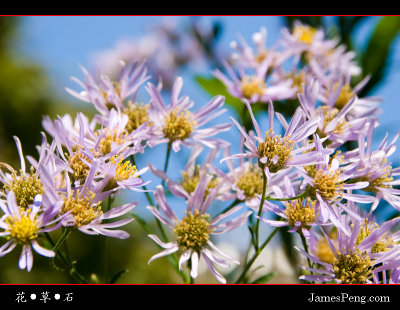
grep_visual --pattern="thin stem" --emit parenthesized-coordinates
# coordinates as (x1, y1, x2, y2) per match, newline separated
(103, 196, 114, 283)
(50, 228, 72, 272)
(255, 168, 268, 251)
(49, 228, 88, 284)
(235, 227, 279, 284)
(265, 191, 308, 202)
(300, 233, 315, 284)
(162, 142, 172, 187)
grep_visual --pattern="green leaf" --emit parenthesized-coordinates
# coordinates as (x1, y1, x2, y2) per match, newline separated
(250, 272, 276, 284)
(195, 75, 244, 113)
(109, 269, 129, 284)
(358, 16, 400, 96)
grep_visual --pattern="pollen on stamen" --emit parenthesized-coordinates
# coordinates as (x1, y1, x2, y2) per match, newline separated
(173, 210, 214, 252)
(333, 250, 372, 284)
(124, 101, 152, 133)
(162, 108, 194, 142)
(4, 166, 45, 209)
(180, 165, 220, 197)
(68, 150, 91, 184)
(5, 208, 39, 244)
(257, 129, 295, 173)
(240, 76, 266, 99)
(309, 168, 344, 201)
(356, 218, 394, 253)
(98, 128, 127, 155)
(284, 197, 316, 230)
(236, 164, 264, 198)
(62, 190, 102, 228)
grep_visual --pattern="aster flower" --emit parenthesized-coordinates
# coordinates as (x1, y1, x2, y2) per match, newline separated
(298, 78, 369, 149)
(65, 60, 150, 115)
(298, 136, 375, 233)
(147, 183, 251, 284)
(257, 176, 326, 238)
(342, 118, 400, 212)
(296, 214, 400, 284)
(221, 99, 327, 181)
(213, 56, 297, 104)
(0, 191, 63, 271)
(145, 76, 232, 152)
(221, 135, 295, 209)
(149, 144, 229, 201)
(0, 136, 45, 209)
(44, 159, 136, 239)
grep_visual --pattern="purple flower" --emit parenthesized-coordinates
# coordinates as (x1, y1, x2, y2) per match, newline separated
(296, 213, 400, 283)
(213, 58, 296, 104)
(145, 76, 232, 152)
(147, 182, 251, 284)
(257, 176, 326, 238)
(65, 60, 150, 115)
(298, 78, 369, 149)
(222, 99, 327, 180)
(0, 191, 62, 271)
(149, 144, 230, 201)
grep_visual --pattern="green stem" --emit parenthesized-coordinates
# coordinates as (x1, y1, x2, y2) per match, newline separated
(161, 142, 172, 188)
(236, 227, 279, 284)
(265, 191, 308, 202)
(103, 196, 114, 283)
(50, 229, 72, 272)
(49, 228, 88, 284)
(300, 233, 314, 284)
(255, 168, 268, 251)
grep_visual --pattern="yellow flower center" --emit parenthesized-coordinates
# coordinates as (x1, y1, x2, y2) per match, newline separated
(4, 166, 45, 209)
(333, 83, 355, 110)
(98, 128, 127, 156)
(124, 102, 152, 133)
(257, 129, 295, 173)
(180, 165, 220, 197)
(315, 238, 335, 265)
(62, 190, 103, 227)
(310, 168, 344, 200)
(236, 164, 264, 198)
(174, 210, 214, 252)
(5, 208, 39, 244)
(162, 108, 194, 142)
(356, 219, 394, 253)
(315, 106, 348, 139)
(68, 151, 91, 184)
(333, 251, 372, 284)
(284, 198, 316, 229)
(293, 25, 317, 45)
(240, 76, 265, 99)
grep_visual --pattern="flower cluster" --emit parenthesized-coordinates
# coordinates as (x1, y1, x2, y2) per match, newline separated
(1, 19, 399, 285)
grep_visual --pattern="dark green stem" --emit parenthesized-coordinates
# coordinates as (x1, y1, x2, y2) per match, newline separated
(236, 227, 279, 284)
(265, 191, 308, 202)
(300, 233, 314, 284)
(49, 228, 88, 284)
(162, 142, 172, 188)
(255, 168, 268, 251)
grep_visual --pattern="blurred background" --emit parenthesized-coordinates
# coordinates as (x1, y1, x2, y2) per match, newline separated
(0, 16, 399, 284)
